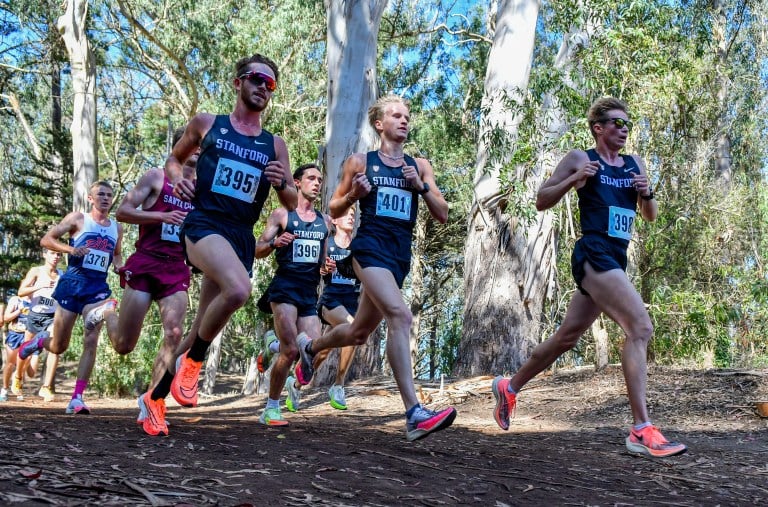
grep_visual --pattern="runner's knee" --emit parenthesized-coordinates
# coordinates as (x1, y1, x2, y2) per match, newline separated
(220, 283, 251, 309)
(626, 320, 653, 344)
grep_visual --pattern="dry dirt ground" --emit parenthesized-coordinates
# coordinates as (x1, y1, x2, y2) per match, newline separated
(1, 365, 767, 506)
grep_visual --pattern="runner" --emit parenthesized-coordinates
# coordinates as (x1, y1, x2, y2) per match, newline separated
(293, 95, 457, 441)
(254, 163, 330, 426)
(93, 128, 197, 435)
(314, 205, 360, 410)
(19, 180, 123, 415)
(256, 205, 361, 411)
(136, 53, 296, 435)
(1, 293, 30, 401)
(16, 249, 63, 401)
(491, 97, 687, 458)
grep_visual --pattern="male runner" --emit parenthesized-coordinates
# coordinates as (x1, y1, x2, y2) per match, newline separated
(1, 293, 30, 401)
(138, 53, 296, 435)
(93, 128, 197, 435)
(255, 163, 330, 426)
(491, 97, 687, 458)
(257, 205, 361, 411)
(16, 249, 62, 401)
(19, 181, 123, 415)
(315, 205, 361, 410)
(293, 95, 457, 442)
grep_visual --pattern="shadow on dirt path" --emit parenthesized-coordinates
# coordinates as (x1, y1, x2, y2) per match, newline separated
(1, 366, 766, 505)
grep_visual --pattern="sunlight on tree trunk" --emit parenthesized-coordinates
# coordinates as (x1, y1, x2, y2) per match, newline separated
(57, 0, 97, 212)
(201, 330, 224, 395)
(322, 0, 385, 204)
(457, 0, 543, 376)
(313, 0, 388, 384)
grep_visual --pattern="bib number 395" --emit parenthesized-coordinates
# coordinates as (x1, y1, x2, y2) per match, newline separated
(212, 157, 262, 203)
(607, 206, 635, 240)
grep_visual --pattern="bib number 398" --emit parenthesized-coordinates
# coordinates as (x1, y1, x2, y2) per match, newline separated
(607, 206, 635, 240)
(212, 157, 262, 203)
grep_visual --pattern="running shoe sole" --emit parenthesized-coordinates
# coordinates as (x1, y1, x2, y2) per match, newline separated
(626, 436, 687, 458)
(406, 407, 457, 442)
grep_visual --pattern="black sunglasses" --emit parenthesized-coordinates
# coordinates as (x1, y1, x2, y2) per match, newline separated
(599, 117, 633, 131)
(238, 71, 276, 92)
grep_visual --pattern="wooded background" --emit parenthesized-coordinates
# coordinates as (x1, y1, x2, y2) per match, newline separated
(1, 0, 766, 395)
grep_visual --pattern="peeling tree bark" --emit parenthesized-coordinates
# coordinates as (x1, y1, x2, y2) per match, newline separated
(456, 0, 546, 376)
(312, 0, 388, 384)
(57, 0, 97, 212)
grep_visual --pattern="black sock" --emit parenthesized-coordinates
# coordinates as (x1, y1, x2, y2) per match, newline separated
(187, 334, 210, 362)
(151, 371, 174, 401)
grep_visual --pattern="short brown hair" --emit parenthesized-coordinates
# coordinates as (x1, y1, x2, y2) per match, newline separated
(235, 54, 279, 82)
(588, 97, 628, 127)
(368, 94, 410, 130)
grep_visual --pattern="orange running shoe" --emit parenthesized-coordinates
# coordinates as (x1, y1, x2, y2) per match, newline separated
(170, 352, 202, 407)
(491, 376, 517, 431)
(138, 392, 168, 437)
(626, 425, 687, 458)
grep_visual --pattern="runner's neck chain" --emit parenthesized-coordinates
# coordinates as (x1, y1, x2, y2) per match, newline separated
(378, 150, 404, 162)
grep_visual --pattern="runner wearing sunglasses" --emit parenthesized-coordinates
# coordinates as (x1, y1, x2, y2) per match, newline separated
(136, 53, 297, 435)
(491, 97, 686, 458)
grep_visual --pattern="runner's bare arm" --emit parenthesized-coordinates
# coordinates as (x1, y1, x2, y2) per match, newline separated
(631, 155, 658, 222)
(413, 159, 448, 224)
(116, 169, 186, 226)
(535, 150, 596, 211)
(255, 208, 289, 259)
(112, 223, 124, 272)
(266, 135, 297, 211)
(329, 154, 368, 219)
(17, 267, 41, 298)
(166, 113, 214, 200)
(41, 212, 87, 256)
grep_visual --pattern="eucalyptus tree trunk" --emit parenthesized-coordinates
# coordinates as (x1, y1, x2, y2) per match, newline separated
(312, 0, 388, 384)
(201, 330, 224, 395)
(322, 0, 385, 204)
(456, 0, 545, 376)
(712, 0, 732, 188)
(57, 0, 97, 212)
(408, 211, 428, 370)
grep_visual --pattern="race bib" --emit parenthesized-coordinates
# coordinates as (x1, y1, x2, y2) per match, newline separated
(331, 270, 355, 286)
(82, 249, 109, 272)
(607, 206, 635, 240)
(161, 223, 181, 243)
(211, 157, 262, 203)
(292, 239, 321, 263)
(376, 187, 412, 220)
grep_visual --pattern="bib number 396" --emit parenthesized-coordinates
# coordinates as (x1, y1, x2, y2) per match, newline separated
(292, 239, 320, 263)
(607, 206, 635, 240)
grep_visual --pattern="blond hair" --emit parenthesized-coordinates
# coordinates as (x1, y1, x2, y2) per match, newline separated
(368, 94, 410, 131)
